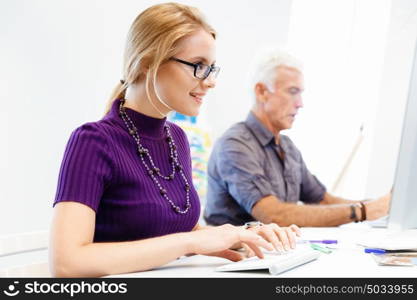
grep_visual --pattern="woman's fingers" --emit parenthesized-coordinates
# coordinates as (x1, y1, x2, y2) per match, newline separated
(247, 223, 301, 252)
(241, 243, 255, 258)
(207, 249, 244, 262)
(257, 226, 284, 252)
(270, 224, 300, 249)
(238, 229, 273, 258)
(271, 225, 291, 251)
(289, 224, 302, 237)
(245, 241, 265, 259)
(286, 228, 297, 249)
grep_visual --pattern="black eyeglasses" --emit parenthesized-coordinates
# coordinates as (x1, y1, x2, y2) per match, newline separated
(170, 57, 220, 80)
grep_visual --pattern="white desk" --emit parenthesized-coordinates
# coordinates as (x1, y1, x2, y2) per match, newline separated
(108, 226, 417, 278)
(2, 226, 415, 278)
(0, 249, 49, 277)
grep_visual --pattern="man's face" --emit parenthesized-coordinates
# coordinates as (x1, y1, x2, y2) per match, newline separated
(264, 66, 304, 131)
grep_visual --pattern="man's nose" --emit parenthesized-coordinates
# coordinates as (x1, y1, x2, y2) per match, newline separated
(295, 96, 303, 108)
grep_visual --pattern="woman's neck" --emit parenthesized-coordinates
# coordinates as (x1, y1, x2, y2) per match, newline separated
(124, 82, 171, 119)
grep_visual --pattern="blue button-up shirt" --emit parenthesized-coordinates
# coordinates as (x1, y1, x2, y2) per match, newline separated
(204, 112, 326, 225)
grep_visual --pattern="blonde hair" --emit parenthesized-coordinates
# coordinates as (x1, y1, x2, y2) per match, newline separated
(105, 2, 216, 114)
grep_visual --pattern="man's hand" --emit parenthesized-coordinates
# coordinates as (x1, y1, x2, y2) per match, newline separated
(365, 191, 391, 220)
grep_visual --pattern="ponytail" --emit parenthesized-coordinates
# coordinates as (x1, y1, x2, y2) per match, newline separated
(104, 80, 128, 115)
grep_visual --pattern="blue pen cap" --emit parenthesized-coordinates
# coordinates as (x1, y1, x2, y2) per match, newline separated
(364, 248, 386, 254)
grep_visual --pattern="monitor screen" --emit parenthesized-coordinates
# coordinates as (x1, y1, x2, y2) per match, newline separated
(387, 40, 417, 230)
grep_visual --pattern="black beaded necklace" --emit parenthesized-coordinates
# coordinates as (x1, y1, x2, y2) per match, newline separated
(118, 99, 191, 214)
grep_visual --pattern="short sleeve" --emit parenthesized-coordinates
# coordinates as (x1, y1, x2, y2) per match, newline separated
(299, 154, 326, 204)
(53, 123, 113, 212)
(216, 138, 274, 214)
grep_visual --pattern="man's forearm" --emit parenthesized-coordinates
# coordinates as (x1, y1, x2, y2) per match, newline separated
(269, 203, 354, 227)
(252, 195, 361, 227)
(320, 192, 365, 205)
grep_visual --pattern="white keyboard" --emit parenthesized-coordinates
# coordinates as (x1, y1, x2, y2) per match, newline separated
(215, 247, 320, 275)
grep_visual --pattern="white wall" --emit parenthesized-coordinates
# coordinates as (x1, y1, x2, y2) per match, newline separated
(286, 0, 393, 199)
(1, 0, 137, 235)
(0, 0, 292, 235)
(1, 0, 416, 236)
(365, 0, 417, 198)
(203, 1, 292, 138)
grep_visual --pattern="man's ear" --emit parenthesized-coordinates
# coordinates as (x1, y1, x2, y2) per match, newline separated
(255, 82, 269, 103)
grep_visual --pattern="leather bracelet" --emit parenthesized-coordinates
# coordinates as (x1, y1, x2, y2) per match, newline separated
(359, 201, 367, 221)
(349, 204, 360, 223)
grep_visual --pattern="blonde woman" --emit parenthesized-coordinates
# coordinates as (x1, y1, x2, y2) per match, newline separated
(50, 2, 300, 277)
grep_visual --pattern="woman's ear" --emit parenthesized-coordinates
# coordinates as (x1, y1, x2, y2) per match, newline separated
(139, 58, 150, 74)
(134, 54, 153, 74)
(131, 58, 150, 83)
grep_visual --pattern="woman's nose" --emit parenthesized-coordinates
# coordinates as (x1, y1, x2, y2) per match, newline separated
(203, 73, 216, 89)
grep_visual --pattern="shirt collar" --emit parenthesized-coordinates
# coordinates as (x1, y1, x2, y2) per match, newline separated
(245, 111, 275, 147)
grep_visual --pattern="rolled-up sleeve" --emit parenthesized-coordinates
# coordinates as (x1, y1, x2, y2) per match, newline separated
(299, 154, 326, 204)
(216, 139, 274, 213)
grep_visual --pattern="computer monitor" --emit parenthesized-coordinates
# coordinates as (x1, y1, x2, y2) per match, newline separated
(387, 39, 417, 230)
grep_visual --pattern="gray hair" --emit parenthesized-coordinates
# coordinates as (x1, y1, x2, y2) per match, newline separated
(249, 48, 303, 94)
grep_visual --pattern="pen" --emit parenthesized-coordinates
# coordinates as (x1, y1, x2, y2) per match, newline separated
(364, 248, 386, 254)
(298, 239, 338, 244)
(310, 243, 332, 254)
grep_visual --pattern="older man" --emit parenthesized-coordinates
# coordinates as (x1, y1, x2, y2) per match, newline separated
(204, 50, 390, 227)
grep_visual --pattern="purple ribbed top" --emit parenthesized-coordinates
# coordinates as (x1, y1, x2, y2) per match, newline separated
(54, 99, 200, 242)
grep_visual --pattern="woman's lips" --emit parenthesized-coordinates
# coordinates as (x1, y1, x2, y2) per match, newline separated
(190, 92, 205, 104)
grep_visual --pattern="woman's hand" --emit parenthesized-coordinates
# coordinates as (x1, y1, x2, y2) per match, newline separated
(188, 224, 274, 259)
(241, 223, 301, 257)
(204, 249, 245, 262)
(249, 223, 301, 250)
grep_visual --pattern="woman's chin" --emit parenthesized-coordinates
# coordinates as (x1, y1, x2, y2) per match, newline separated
(176, 107, 200, 117)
